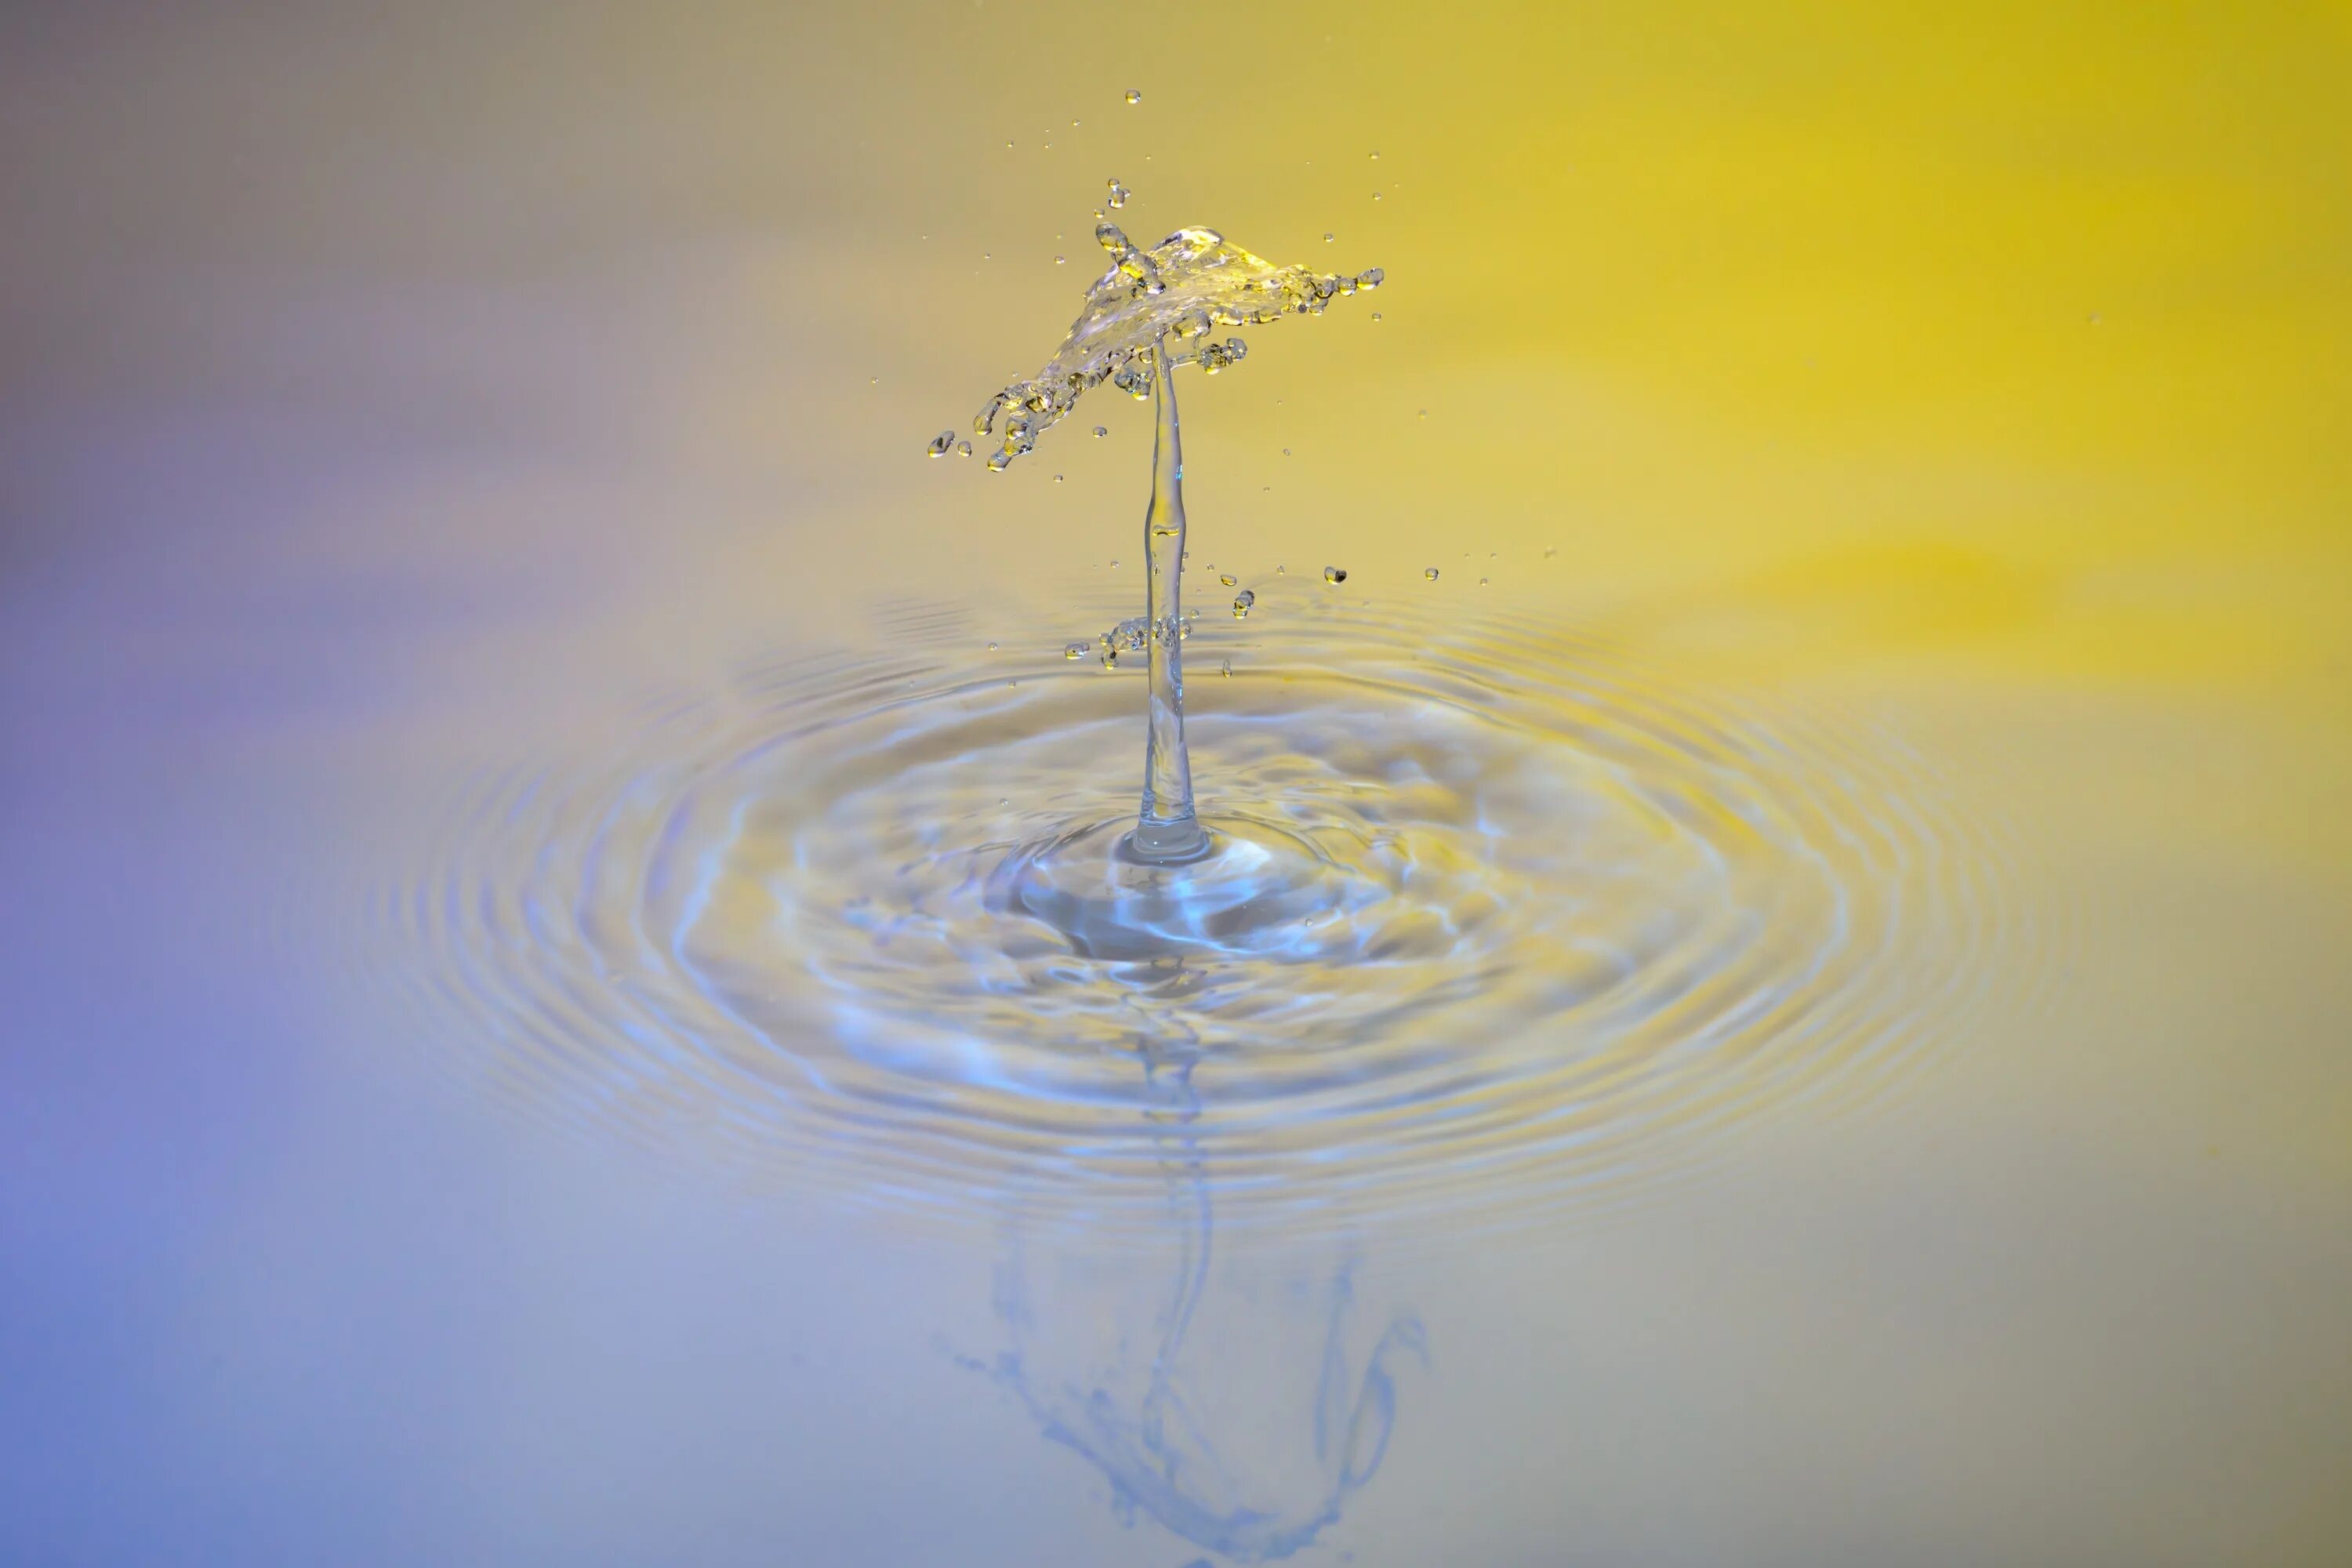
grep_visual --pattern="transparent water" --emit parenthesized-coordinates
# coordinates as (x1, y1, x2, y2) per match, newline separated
(5, 9, 2349, 1566)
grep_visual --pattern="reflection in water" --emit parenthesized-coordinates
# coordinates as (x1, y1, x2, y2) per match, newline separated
(958, 1043, 1426, 1564)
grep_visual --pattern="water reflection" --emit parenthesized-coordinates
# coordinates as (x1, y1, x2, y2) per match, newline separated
(957, 1040, 1426, 1563)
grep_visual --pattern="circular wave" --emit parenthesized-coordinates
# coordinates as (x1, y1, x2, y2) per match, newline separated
(357, 588, 2038, 1232)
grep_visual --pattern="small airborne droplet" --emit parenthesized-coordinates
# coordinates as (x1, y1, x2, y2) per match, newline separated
(1092, 425, 1108, 437)
(1323, 232, 1335, 243)
(1055, 255, 1066, 264)
(1054, 474, 1065, 483)
(926, 430, 955, 457)
(1219, 574, 1236, 586)
(1425, 567, 1439, 581)
(1479, 576, 1490, 586)
(1125, 89, 1142, 104)
(1064, 641, 1088, 659)
(1369, 151, 1381, 160)
(1373, 191, 1384, 201)
(1371, 312, 1382, 322)
(1543, 545, 1557, 558)
(1417, 408, 1428, 419)
(1232, 590, 1255, 618)
(955, 440, 973, 457)
(1323, 565, 1347, 584)
(1106, 177, 1130, 209)
(986, 641, 998, 651)
(1220, 659, 1231, 677)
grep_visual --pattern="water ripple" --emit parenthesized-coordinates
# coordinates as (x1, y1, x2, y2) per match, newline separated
(356, 587, 2042, 1233)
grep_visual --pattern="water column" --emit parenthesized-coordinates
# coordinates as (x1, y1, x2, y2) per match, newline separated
(1129, 339, 1211, 863)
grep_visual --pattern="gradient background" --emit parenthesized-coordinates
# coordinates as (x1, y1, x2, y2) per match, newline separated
(3, 2, 2348, 1563)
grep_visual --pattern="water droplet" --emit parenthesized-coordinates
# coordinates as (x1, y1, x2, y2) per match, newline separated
(986, 641, 998, 652)
(1479, 576, 1490, 586)
(1372, 191, 1384, 201)
(1282, 448, 1292, 456)
(1219, 574, 1236, 587)
(926, 430, 955, 457)
(1220, 659, 1231, 677)
(1323, 231, 1335, 243)
(1092, 425, 1108, 437)
(1109, 559, 1120, 569)
(1232, 590, 1255, 618)
(1055, 254, 1066, 264)
(1417, 408, 1428, 419)
(1425, 567, 1439, 581)
(1371, 312, 1382, 322)
(1276, 564, 1287, 573)
(1357, 267, 1385, 289)
(1369, 151, 1381, 160)
(1125, 89, 1142, 104)
(955, 440, 972, 457)
(1054, 474, 1065, 483)
(1064, 641, 1088, 659)
(1323, 565, 1348, 584)
(1542, 545, 1557, 558)
(1106, 177, 1130, 209)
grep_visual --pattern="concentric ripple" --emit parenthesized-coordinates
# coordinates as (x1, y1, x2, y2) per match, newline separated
(363, 589, 2036, 1232)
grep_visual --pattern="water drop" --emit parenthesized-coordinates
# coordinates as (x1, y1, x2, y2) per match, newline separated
(1054, 474, 1065, 483)
(956, 440, 973, 457)
(1219, 574, 1236, 587)
(1055, 255, 1066, 264)
(1323, 231, 1335, 243)
(1106, 177, 1130, 209)
(1479, 576, 1490, 586)
(1232, 589, 1255, 618)
(1110, 559, 1120, 568)
(1276, 564, 1287, 573)
(1425, 566, 1439, 581)
(1323, 565, 1348, 585)
(926, 430, 955, 457)
(1373, 191, 1384, 201)
(1357, 267, 1385, 289)
(1282, 448, 1292, 456)
(986, 641, 998, 652)
(1369, 150, 1381, 160)
(1064, 641, 1088, 659)
(1543, 545, 1557, 558)
(1372, 312, 1382, 322)
(1219, 659, 1231, 677)
(1417, 408, 1428, 419)
(1125, 89, 1142, 104)
(1093, 425, 1109, 437)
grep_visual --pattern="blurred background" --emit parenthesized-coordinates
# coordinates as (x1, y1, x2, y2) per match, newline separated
(2, 2, 2347, 1563)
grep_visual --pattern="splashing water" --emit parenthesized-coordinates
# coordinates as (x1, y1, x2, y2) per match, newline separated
(354, 191, 2047, 1241)
(961, 208, 1379, 864)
